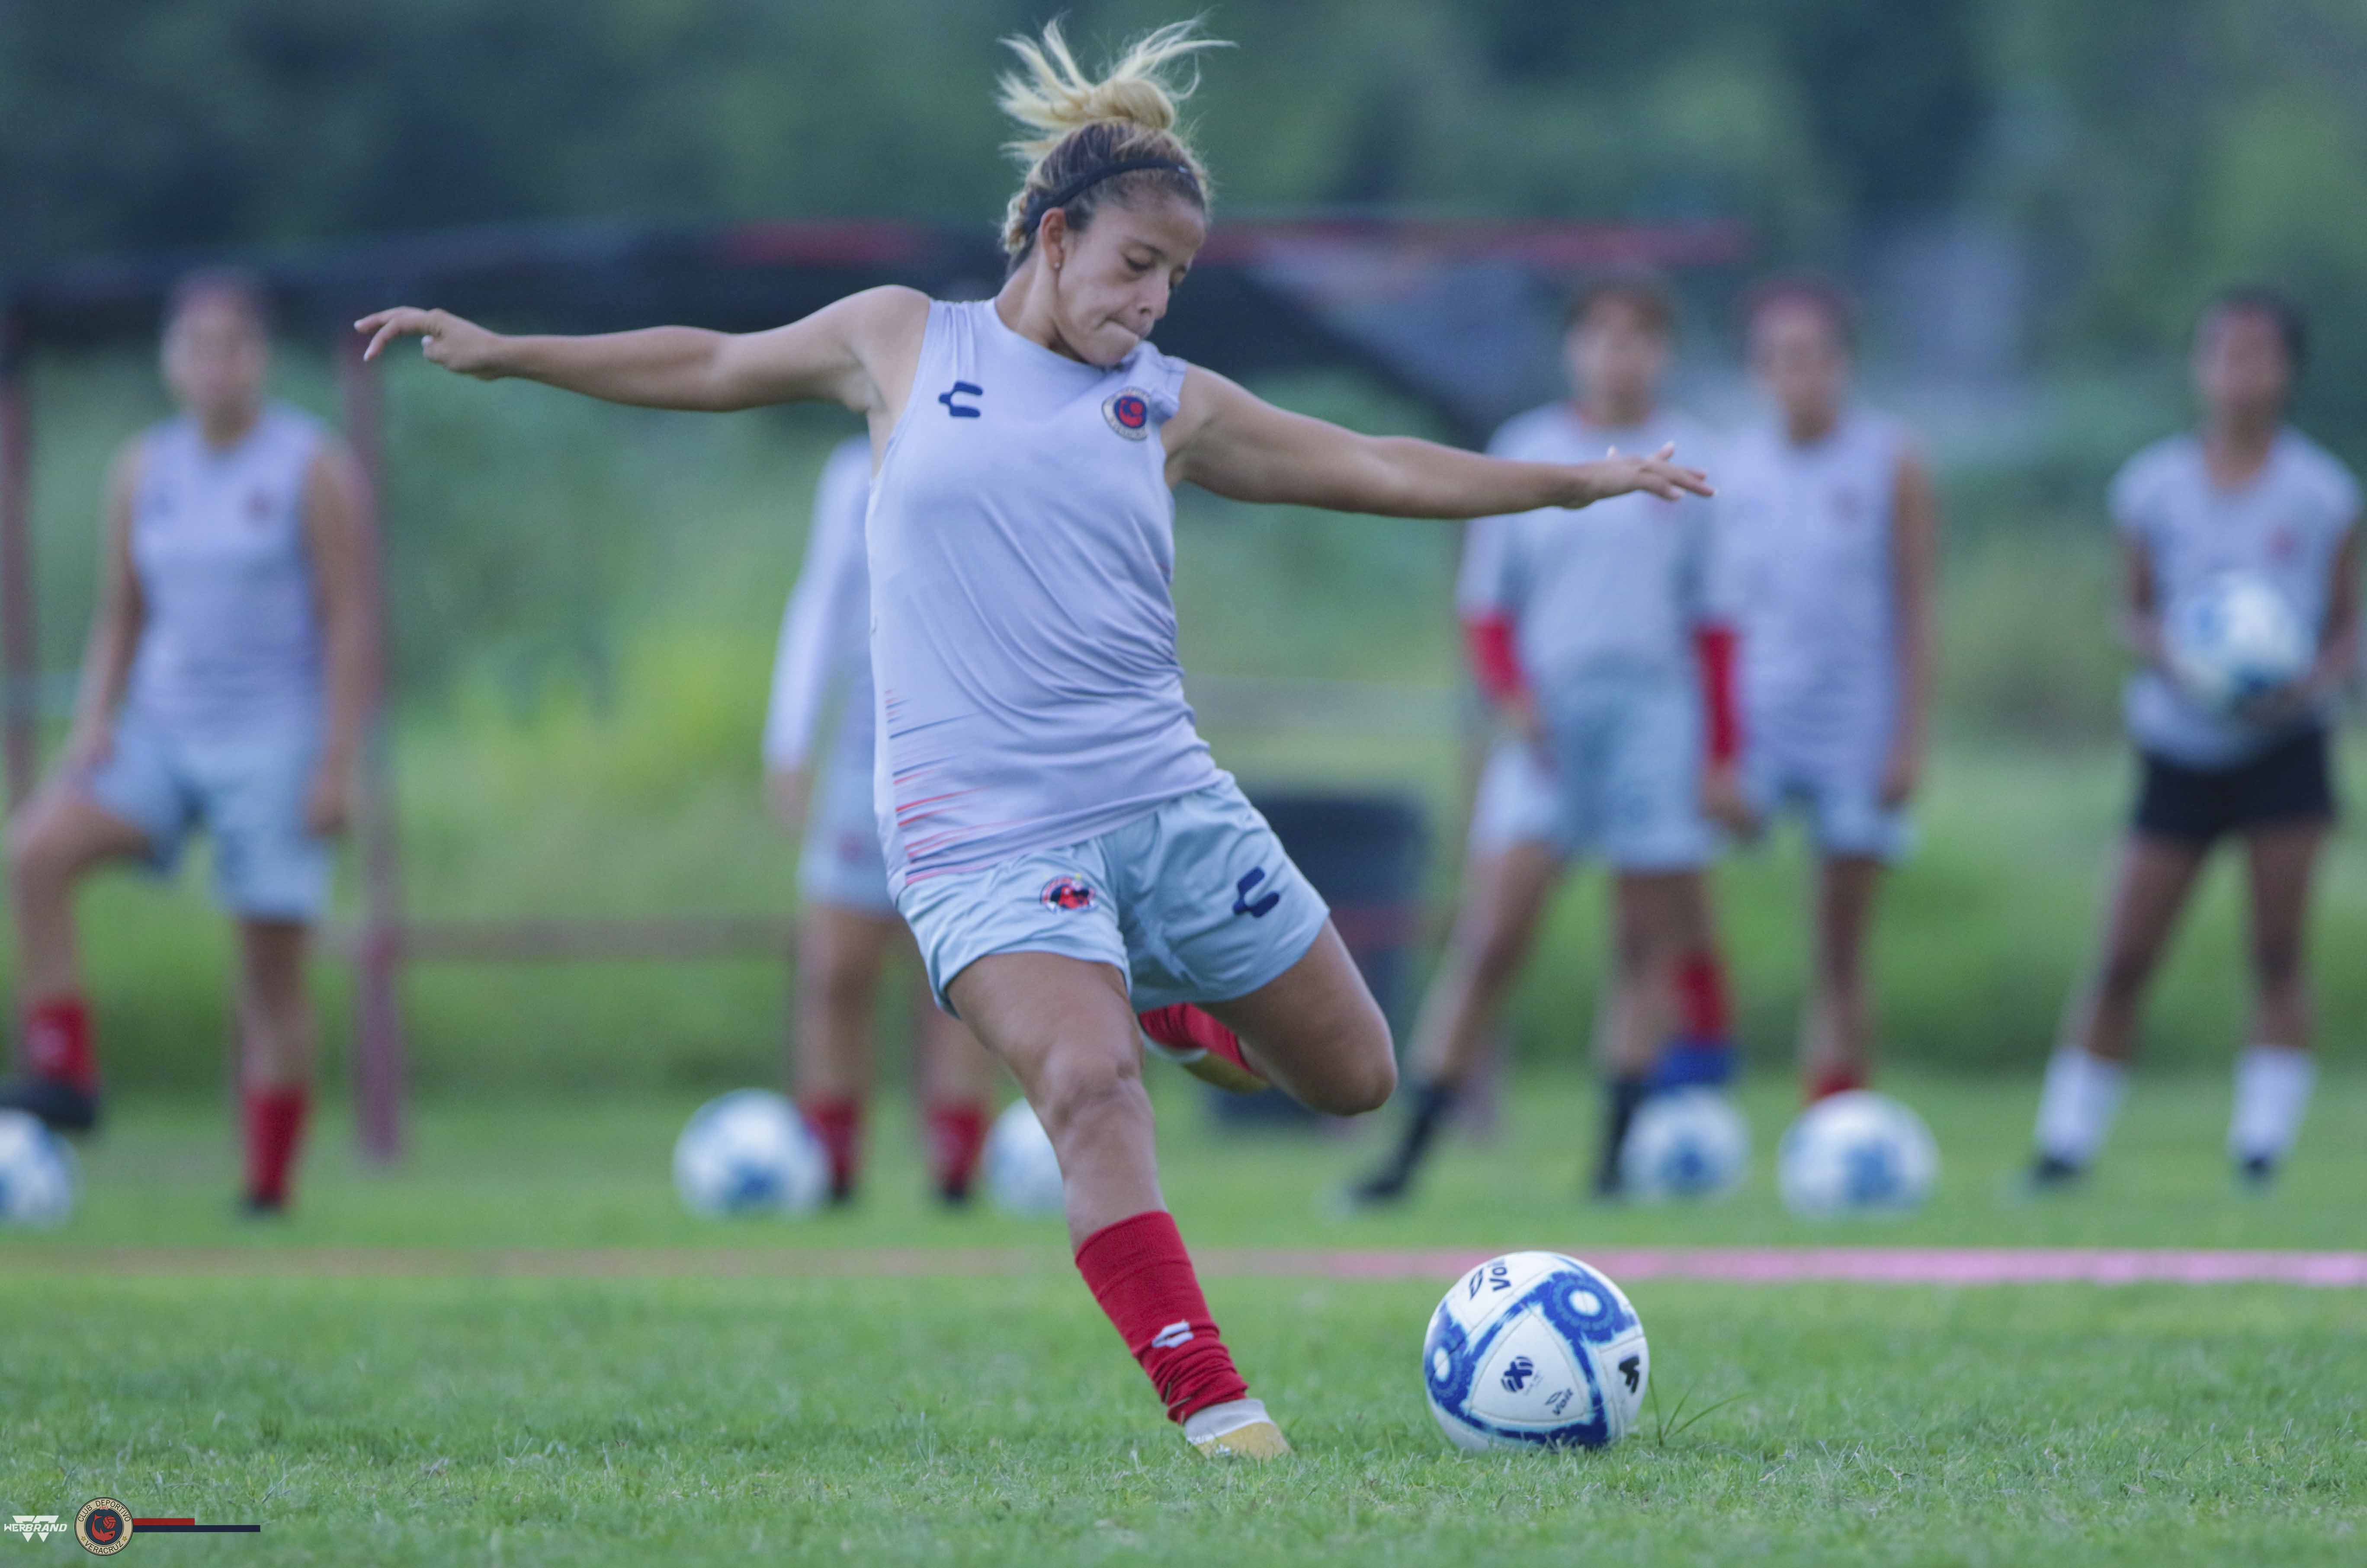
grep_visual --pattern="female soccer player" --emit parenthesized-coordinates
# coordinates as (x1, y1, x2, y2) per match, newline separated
(1715, 277, 1939, 1103)
(1350, 274, 1745, 1206)
(2030, 288, 2358, 1190)
(765, 434, 996, 1203)
(356, 21, 1707, 1457)
(0, 272, 378, 1214)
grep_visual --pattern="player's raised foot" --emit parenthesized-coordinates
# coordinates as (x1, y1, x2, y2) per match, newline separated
(2234, 1154, 2277, 1193)
(2019, 1152, 2086, 1196)
(1138, 1005, 1267, 1094)
(1183, 1398, 1292, 1459)
(0, 1075, 102, 1134)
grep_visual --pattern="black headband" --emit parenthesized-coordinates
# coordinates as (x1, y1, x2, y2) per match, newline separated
(1023, 157, 1196, 240)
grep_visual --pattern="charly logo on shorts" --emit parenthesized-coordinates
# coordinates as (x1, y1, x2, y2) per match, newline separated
(1101, 388, 1152, 441)
(1039, 875, 1096, 912)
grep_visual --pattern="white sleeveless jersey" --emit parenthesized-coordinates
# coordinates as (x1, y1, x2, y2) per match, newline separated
(763, 436, 875, 772)
(866, 299, 1217, 890)
(125, 403, 326, 735)
(2114, 429, 2361, 766)
(1716, 409, 1908, 757)
(1456, 403, 1723, 685)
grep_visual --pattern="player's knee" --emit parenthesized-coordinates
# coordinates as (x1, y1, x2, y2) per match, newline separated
(2249, 938, 2305, 995)
(1462, 920, 1530, 992)
(1033, 1045, 1147, 1146)
(5, 813, 67, 892)
(1302, 1011, 1396, 1116)
(2096, 944, 2156, 1003)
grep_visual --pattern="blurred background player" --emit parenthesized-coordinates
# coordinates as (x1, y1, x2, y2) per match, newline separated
(1350, 273, 1742, 1204)
(764, 434, 996, 1203)
(0, 271, 377, 1213)
(1716, 277, 1940, 1103)
(355, 19, 1706, 1459)
(2030, 288, 2360, 1190)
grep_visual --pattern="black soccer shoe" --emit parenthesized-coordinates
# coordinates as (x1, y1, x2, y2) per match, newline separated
(1342, 1163, 1415, 1210)
(2021, 1152, 2086, 1194)
(2235, 1154, 2277, 1192)
(239, 1191, 289, 1219)
(0, 1075, 101, 1134)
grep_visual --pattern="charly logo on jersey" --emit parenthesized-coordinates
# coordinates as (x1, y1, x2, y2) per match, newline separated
(1039, 875, 1096, 912)
(1101, 388, 1153, 441)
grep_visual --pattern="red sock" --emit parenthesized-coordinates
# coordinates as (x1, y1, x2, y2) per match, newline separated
(21, 995, 99, 1094)
(1136, 1004, 1263, 1086)
(1074, 1209, 1250, 1425)
(1675, 950, 1733, 1042)
(1806, 1064, 1866, 1104)
(802, 1097, 863, 1198)
(242, 1085, 310, 1205)
(925, 1099, 988, 1199)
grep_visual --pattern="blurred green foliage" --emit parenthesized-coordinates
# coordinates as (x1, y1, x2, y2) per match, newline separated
(7, 0, 2367, 444)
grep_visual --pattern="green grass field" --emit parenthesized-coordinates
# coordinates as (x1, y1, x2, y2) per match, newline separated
(6, 1072, 2362, 1565)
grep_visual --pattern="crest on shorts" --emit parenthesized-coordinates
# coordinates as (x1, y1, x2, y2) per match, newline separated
(1039, 875, 1097, 911)
(1102, 389, 1152, 440)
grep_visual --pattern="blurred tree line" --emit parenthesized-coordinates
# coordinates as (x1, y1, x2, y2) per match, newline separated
(6, 1, 2363, 393)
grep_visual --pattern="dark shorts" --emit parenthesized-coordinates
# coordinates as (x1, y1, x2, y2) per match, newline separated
(2133, 728, 2338, 845)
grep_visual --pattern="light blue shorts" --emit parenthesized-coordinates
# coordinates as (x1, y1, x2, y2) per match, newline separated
(1468, 673, 1714, 872)
(82, 707, 333, 920)
(798, 729, 897, 919)
(894, 777, 1333, 1016)
(1744, 736, 1913, 863)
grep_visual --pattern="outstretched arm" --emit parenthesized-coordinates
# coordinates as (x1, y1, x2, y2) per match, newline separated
(64, 442, 147, 771)
(354, 286, 931, 419)
(1167, 367, 1711, 516)
(1881, 448, 1941, 809)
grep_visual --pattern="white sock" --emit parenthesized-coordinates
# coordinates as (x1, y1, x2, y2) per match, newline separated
(2033, 1046, 2128, 1166)
(2229, 1044, 2316, 1164)
(1183, 1398, 1270, 1443)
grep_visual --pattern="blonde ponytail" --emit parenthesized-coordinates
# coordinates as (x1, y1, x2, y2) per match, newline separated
(996, 19, 1225, 258)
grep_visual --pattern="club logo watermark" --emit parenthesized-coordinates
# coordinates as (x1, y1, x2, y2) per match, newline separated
(74, 1500, 131, 1556)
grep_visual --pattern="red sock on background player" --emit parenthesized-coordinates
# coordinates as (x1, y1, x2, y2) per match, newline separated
(802, 1097, 864, 1202)
(22, 995, 99, 1094)
(242, 1084, 309, 1210)
(924, 1098, 988, 1202)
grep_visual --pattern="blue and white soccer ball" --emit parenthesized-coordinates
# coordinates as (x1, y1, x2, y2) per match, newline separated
(1423, 1252, 1650, 1452)
(983, 1100, 1065, 1217)
(0, 1108, 77, 1228)
(1777, 1090, 1938, 1218)
(672, 1090, 829, 1218)
(2166, 572, 2310, 716)
(1620, 1088, 1750, 1201)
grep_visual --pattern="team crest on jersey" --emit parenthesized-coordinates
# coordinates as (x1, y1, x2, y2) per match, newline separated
(1039, 875, 1097, 911)
(1102, 389, 1153, 441)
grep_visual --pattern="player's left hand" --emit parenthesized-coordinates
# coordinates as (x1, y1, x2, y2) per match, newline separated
(305, 761, 354, 838)
(1581, 444, 1714, 506)
(2233, 674, 2316, 727)
(1878, 746, 1921, 810)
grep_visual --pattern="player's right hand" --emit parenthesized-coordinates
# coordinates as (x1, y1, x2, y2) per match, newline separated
(766, 767, 811, 835)
(354, 307, 507, 378)
(1700, 762, 1760, 839)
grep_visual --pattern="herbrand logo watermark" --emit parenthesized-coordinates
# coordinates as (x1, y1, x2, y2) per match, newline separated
(6, 1515, 69, 1542)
